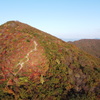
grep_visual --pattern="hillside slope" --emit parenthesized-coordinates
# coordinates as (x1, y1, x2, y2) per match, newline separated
(0, 21, 100, 100)
(69, 39, 100, 58)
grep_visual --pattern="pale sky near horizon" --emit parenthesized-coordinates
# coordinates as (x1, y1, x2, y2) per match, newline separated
(0, 0, 100, 39)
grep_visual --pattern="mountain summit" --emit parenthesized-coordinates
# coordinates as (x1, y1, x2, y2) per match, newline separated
(0, 21, 100, 100)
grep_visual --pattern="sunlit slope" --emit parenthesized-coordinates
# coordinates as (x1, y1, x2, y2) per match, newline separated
(0, 21, 100, 100)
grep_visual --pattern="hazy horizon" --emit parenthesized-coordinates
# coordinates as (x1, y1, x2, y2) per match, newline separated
(61, 38, 100, 42)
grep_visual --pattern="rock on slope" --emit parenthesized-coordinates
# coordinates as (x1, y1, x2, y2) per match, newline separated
(69, 39, 100, 58)
(0, 21, 100, 100)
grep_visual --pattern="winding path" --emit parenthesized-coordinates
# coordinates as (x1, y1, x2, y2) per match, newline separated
(15, 41, 38, 75)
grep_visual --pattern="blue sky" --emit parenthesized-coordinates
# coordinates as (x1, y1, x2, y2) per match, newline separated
(0, 0, 100, 39)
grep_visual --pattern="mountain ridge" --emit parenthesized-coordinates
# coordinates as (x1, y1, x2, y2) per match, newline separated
(68, 39, 100, 58)
(0, 21, 100, 100)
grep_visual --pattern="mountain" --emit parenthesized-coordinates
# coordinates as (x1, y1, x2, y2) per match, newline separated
(61, 38, 80, 42)
(69, 39, 100, 58)
(0, 21, 100, 100)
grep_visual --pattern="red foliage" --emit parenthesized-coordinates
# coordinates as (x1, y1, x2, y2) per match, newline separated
(29, 72, 40, 79)
(0, 79, 6, 84)
(7, 79, 14, 85)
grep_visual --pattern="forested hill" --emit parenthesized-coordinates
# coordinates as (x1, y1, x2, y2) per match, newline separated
(0, 21, 100, 100)
(69, 39, 100, 58)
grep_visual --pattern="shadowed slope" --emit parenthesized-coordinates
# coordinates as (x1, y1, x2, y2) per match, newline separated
(69, 39, 100, 58)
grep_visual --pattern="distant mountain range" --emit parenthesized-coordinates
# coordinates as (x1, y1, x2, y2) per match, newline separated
(62, 38, 80, 42)
(0, 21, 100, 100)
(62, 38, 100, 42)
(68, 39, 100, 58)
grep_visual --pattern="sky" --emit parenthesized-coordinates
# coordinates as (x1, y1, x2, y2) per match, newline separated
(0, 0, 100, 39)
